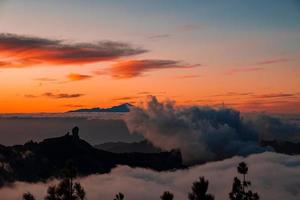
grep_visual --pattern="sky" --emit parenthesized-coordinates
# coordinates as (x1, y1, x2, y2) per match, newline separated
(0, 0, 299, 113)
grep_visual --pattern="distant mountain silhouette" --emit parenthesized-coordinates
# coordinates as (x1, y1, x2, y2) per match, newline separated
(68, 103, 132, 113)
(261, 140, 300, 155)
(95, 139, 300, 155)
(95, 140, 162, 153)
(0, 127, 183, 187)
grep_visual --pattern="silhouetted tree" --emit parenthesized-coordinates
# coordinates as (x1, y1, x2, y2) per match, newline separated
(23, 192, 36, 200)
(62, 161, 78, 199)
(237, 162, 248, 185)
(114, 192, 124, 200)
(161, 191, 174, 200)
(229, 162, 259, 200)
(44, 179, 86, 200)
(188, 177, 214, 200)
(44, 161, 86, 200)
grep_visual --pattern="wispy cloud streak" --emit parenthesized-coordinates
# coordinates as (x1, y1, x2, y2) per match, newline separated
(25, 92, 84, 99)
(0, 33, 146, 68)
(42, 92, 84, 99)
(67, 73, 92, 81)
(107, 59, 200, 79)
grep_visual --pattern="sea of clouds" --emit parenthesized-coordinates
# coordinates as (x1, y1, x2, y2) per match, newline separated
(0, 152, 299, 200)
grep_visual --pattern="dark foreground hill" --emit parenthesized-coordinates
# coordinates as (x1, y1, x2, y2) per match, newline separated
(95, 140, 161, 153)
(95, 139, 300, 155)
(0, 127, 183, 187)
(261, 140, 300, 155)
(95, 140, 300, 155)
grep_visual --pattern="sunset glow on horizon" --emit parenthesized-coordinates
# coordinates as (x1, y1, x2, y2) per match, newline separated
(0, 0, 299, 113)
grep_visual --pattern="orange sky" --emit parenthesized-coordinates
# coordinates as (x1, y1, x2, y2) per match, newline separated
(0, 34, 299, 114)
(0, 1, 299, 113)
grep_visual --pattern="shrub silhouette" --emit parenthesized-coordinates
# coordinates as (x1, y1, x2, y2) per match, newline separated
(160, 191, 174, 200)
(23, 192, 36, 200)
(229, 162, 259, 200)
(188, 177, 214, 200)
(114, 192, 124, 200)
(44, 185, 57, 200)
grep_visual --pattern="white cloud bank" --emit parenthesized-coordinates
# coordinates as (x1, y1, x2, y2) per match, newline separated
(0, 152, 299, 200)
(124, 97, 300, 163)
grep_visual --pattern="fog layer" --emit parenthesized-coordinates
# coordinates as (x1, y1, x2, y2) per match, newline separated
(0, 152, 299, 200)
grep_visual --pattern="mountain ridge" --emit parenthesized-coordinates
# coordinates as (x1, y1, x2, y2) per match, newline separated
(67, 103, 132, 113)
(0, 127, 183, 187)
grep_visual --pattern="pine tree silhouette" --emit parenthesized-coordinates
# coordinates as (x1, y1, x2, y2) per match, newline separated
(22, 192, 36, 200)
(44, 161, 86, 200)
(160, 191, 174, 200)
(188, 177, 214, 200)
(62, 161, 78, 199)
(229, 162, 259, 200)
(114, 192, 124, 200)
(237, 162, 248, 187)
